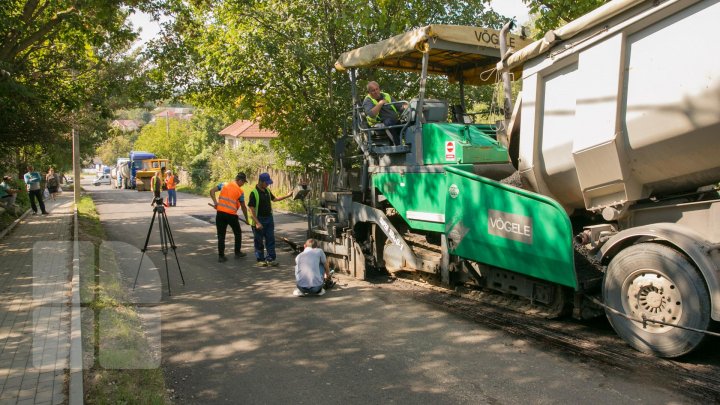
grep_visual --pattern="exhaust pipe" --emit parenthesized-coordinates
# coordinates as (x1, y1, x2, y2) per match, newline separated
(499, 20, 516, 133)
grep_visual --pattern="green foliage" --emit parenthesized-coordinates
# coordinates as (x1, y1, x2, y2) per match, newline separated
(188, 149, 212, 187)
(96, 131, 134, 166)
(523, 0, 608, 36)
(133, 110, 225, 168)
(208, 142, 276, 185)
(0, 0, 171, 169)
(146, 0, 506, 169)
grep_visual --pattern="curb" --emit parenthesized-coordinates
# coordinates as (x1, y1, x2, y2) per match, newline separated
(0, 208, 32, 240)
(69, 207, 84, 405)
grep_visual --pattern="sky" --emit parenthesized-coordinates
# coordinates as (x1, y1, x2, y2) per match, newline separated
(128, 11, 165, 50)
(129, 1, 530, 48)
(491, 0, 531, 25)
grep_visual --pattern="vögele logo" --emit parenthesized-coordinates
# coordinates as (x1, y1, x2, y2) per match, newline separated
(487, 209, 533, 244)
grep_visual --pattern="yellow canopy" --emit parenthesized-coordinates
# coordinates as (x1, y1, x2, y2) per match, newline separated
(335, 25, 531, 85)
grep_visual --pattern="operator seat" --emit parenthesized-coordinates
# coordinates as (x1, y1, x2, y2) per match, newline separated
(358, 109, 395, 146)
(451, 104, 473, 124)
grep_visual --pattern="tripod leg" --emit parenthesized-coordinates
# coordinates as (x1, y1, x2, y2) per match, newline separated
(158, 212, 172, 296)
(133, 210, 158, 289)
(141, 209, 158, 253)
(133, 251, 148, 290)
(162, 211, 186, 286)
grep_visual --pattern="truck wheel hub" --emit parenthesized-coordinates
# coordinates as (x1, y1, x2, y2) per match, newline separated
(624, 272, 682, 332)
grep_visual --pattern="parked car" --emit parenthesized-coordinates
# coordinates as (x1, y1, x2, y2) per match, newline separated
(93, 174, 112, 186)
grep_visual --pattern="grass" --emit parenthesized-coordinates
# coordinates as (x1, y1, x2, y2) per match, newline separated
(76, 194, 170, 404)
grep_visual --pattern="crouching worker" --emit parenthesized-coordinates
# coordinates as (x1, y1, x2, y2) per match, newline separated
(293, 238, 331, 297)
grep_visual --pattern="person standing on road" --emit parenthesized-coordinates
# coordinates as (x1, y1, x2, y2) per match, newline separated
(24, 165, 48, 215)
(247, 172, 292, 267)
(165, 170, 178, 207)
(150, 170, 163, 202)
(45, 167, 60, 201)
(293, 238, 331, 296)
(210, 173, 250, 263)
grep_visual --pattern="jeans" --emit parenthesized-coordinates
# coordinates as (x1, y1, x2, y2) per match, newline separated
(216, 211, 242, 257)
(297, 285, 323, 294)
(252, 216, 275, 262)
(167, 189, 177, 206)
(28, 189, 46, 213)
(383, 117, 402, 145)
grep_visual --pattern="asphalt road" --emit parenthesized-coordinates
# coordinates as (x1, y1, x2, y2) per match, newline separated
(85, 180, 695, 404)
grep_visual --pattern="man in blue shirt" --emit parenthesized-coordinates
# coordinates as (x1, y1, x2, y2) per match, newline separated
(24, 165, 48, 215)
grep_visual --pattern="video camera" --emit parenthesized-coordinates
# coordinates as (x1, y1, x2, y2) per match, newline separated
(151, 196, 164, 207)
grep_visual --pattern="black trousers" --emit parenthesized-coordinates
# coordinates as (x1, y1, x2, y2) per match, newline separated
(216, 211, 241, 257)
(28, 189, 46, 213)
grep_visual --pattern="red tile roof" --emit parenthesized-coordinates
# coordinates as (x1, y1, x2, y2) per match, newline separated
(219, 120, 278, 139)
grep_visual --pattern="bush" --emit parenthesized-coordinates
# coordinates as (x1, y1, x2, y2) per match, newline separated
(189, 151, 212, 187)
(208, 143, 276, 184)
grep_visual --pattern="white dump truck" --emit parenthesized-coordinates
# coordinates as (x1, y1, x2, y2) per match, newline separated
(497, 0, 720, 356)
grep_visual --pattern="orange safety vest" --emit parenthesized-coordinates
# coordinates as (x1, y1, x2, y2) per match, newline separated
(216, 181, 244, 215)
(165, 175, 176, 190)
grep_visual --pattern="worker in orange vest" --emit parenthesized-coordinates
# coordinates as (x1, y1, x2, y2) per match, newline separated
(209, 172, 249, 263)
(165, 170, 178, 206)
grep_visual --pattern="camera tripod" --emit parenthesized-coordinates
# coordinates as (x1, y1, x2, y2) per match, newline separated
(134, 198, 186, 295)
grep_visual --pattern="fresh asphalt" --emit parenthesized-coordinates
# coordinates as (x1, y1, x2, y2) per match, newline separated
(85, 180, 694, 404)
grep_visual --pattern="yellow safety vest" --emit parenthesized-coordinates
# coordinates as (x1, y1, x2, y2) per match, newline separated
(247, 188, 272, 226)
(365, 92, 398, 125)
(150, 176, 162, 193)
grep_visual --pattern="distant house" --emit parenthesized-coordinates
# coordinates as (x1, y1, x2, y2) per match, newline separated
(151, 107, 194, 122)
(219, 120, 278, 148)
(111, 119, 142, 132)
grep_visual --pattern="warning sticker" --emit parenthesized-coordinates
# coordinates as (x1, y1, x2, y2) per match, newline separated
(445, 141, 456, 161)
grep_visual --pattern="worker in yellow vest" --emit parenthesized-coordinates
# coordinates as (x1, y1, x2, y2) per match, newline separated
(363, 81, 407, 145)
(210, 173, 249, 263)
(247, 172, 293, 267)
(150, 170, 163, 203)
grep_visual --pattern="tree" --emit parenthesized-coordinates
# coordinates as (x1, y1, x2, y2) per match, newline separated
(0, 0, 170, 170)
(97, 131, 134, 166)
(146, 0, 506, 170)
(132, 110, 223, 168)
(522, 0, 608, 36)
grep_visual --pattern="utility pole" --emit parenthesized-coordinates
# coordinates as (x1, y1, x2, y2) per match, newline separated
(72, 126, 80, 205)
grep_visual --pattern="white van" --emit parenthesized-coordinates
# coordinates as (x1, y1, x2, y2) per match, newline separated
(93, 174, 112, 186)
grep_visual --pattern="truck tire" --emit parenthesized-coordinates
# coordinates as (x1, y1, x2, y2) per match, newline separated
(603, 243, 710, 358)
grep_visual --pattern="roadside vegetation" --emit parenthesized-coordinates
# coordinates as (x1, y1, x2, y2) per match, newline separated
(1, 0, 605, 186)
(0, 186, 29, 231)
(76, 195, 169, 404)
